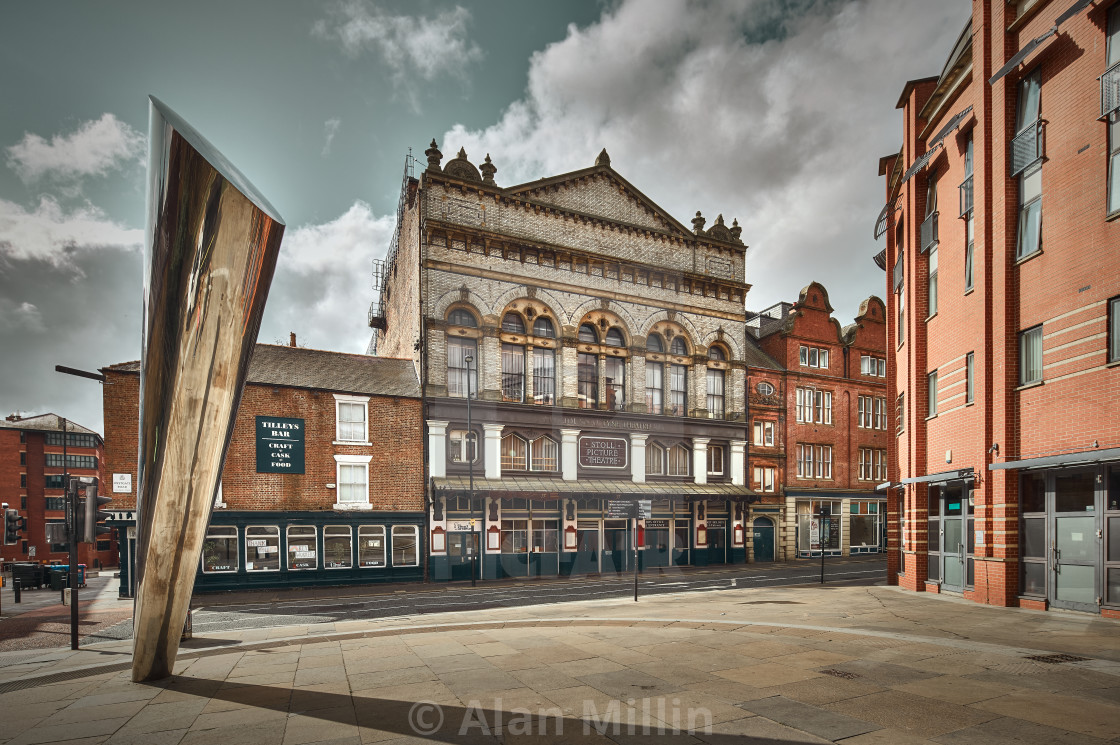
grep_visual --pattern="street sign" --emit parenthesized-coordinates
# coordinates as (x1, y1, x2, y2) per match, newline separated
(606, 499, 636, 518)
(637, 500, 652, 519)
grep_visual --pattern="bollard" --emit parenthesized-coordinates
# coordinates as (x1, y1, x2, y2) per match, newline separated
(13, 578, 21, 603)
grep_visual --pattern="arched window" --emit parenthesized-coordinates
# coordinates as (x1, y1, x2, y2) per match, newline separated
(605, 328, 625, 347)
(448, 308, 477, 328)
(645, 354, 663, 415)
(502, 312, 526, 334)
(530, 436, 558, 472)
(757, 381, 775, 396)
(532, 317, 555, 338)
(605, 356, 625, 410)
(501, 341, 525, 402)
(670, 337, 688, 356)
(447, 337, 477, 398)
(501, 434, 527, 471)
(708, 345, 726, 361)
(578, 352, 598, 408)
(579, 323, 599, 343)
(646, 442, 665, 476)
(669, 362, 687, 416)
(707, 367, 725, 419)
(646, 333, 663, 352)
(668, 444, 690, 476)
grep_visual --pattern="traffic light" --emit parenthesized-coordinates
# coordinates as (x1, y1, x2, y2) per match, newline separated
(4, 507, 21, 545)
(78, 482, 112, 544)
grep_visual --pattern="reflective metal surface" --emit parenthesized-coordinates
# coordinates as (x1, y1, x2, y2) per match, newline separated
(133, 97, 284, 682)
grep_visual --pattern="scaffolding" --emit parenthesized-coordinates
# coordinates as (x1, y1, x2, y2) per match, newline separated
(367, 151, 415, 355)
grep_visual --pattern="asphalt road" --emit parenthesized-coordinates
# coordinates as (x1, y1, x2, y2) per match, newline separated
(84, 555, 885, 644)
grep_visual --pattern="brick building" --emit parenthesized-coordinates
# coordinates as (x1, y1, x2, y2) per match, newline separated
(877, 0, 1120, 615)
(0, 413, 116, 569)
(101, 343, 423, 596)
(371, 145, 757, 581)
(745, 284, 890, 560)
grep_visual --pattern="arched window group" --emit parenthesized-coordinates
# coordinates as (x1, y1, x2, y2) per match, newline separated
(500, 433, 558, 472)
(645, 330, 689, 416)
(501, 311, 557, 405)
(446, 307, 479, 398)
(577, 321, 627, 411)
(645, 441, 691, 477)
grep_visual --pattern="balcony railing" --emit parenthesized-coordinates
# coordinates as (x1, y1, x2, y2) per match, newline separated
(959, 175, 973, 217)
(1010, 120, 1043, 176)
(920, 211, 938, 253)
(1102, 60, 1120, 120)
(367, 299, 386, 330)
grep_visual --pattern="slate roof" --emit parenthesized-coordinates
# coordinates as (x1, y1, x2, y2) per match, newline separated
(103, 345, 420, 399)
(0, 413, 101, 437)
(741, 336, 784, 372)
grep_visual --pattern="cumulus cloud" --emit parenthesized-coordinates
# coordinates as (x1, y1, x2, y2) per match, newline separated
(438, 0, 969, 319)
(6, 113, 145, 184)
(260, 201, 394, 353)
(322, 117, 342, 157)
(0, 195, 142, 268)
(313, 1, 482, 85)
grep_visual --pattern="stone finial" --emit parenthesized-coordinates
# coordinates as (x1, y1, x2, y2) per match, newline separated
(596, 148, 611, 166)
(714, 214, 726, 227)
(480, 153, 497, 185)
(692, 211, 706, 234)
(425, 139, 442, 171)
(457, 147, 468, 159)
(730, 218, 742, 242)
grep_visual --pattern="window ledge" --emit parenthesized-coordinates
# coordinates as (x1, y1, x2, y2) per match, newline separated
(334, 440, 373, 447)
(1106, 359, 1120, 369)
(1015, 249, 1043, 266)
(964, 401, 975, 407)
(925, 312, 938, 323)
(964, 287, 974, 296)
(1107, 209, 1120, 223)
(925, 414, 937, 421)
(1015, 380, 1044, 392)
(333, 502, 373, 512)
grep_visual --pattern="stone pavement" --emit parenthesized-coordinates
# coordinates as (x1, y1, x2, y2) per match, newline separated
(0, 582, 1118, 744)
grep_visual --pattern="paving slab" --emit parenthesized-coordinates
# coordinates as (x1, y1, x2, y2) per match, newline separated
(740, 695, 880, 740)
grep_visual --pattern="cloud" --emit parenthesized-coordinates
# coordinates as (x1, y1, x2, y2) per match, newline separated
(6, 113, 145, 184)
(0, 195, 143, 268)
(313, 1, 482, 85)
(322, 118, 342, 157)
(437, 0, 970, 320)
(260, 201, 394, 353)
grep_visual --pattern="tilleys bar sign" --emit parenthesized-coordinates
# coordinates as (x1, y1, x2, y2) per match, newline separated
(256, 416, 305, 474)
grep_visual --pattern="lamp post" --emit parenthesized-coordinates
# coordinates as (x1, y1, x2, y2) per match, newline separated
(465, 354, 477, 587)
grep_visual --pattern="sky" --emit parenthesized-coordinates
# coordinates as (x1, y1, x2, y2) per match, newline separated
(0, 0, 970, 433)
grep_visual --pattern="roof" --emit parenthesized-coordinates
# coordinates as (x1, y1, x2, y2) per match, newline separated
(0, 413, 101, 438)
(741, 335, 784, 372)
(104, 345, 420, 399)
(433, 476, 757, 499)
(745, 302, 794, 340)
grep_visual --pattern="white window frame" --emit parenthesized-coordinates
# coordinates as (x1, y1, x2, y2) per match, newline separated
(391, 525, 420, 567)
(753, 420, 775, 446)
(668, 444, 690, 476)
(876, 397, 887, 430)
(1019, 325, 1043, 386)
(286, 525, 318, 571)
(799, 345, 830, 369)
(333, 393, 371, 445)
(501, 433, 528, 471)
(646, 442, 665, 476)
(706, 445, 725, 476)
(358, 525, 386, 568)
(334, 454, 373, 511)
(449, 429, 478, 463)
(753, 466, 775, 492)
(530, 436, 558, 472)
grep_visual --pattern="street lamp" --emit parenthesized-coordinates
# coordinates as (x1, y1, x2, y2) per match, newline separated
(465, 354, 478, 586)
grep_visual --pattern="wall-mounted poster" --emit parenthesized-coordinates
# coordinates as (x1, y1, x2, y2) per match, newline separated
(256, 416, 306, 474)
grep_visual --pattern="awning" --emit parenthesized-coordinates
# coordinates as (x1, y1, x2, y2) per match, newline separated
(897, 467, 974, 485)
(989, 447, 1120, 472)
(432, 475, 757, 501)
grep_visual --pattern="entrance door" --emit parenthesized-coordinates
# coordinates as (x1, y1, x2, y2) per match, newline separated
(939, 484, 971, 593)
(752, 517, 774, 562)
(603, 521, 628, 573)
(1050, 471, 1100, 612)
(572, 527, 599, 576)
(447, 532, 476, 581)
(708, 522, 726, 564)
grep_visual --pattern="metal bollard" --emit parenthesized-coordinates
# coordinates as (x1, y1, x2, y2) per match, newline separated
(13, 579, 20, 603)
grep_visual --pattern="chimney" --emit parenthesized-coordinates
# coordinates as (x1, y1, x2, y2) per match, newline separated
(5, 413, 21, 422)
(289, 332, 297, 348)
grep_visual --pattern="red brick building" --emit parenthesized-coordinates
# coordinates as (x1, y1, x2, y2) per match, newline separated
(101, 343, 423, 596)
(0, 413, 116, 569)
(746, 283, 889, 560)
(878, 0, 1120, 615)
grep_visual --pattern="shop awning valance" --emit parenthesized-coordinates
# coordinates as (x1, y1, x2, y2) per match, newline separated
(432, 476, 756, 501)
(989, 447, 1120, 471)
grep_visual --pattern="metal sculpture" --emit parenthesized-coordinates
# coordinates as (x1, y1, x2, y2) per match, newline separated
(132, 97, 284, 682)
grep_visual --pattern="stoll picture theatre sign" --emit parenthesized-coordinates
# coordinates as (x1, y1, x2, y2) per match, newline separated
(256, 416, 305, 474)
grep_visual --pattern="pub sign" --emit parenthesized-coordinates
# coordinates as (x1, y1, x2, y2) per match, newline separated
(256, 416, 305, 474)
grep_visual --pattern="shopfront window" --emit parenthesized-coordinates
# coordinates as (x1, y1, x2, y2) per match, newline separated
(796, 500, 842, 553)
(501, 519, 529, 553)
(849, 502, 881, 548)
(202, 526, 237, 573)
(324, 526, 353, 569)
(287, 526, 317, 570)
(358, 525, 386, 567)
(532, 520, 558, 553)
(392, 525, 419, 566)
(245, 526, 280, 572)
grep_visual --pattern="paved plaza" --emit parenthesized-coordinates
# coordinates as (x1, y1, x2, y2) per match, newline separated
(1, 582, 1118, 744)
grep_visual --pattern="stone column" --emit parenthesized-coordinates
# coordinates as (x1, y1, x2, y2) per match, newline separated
(483, 423, 504, 480)
(729, 439, 746, 486)
(480, 334, 501, 401)
(561, 429, 580, 481)
(630, 433, 648, 483)
(427, 420, 449, 479)
(560, 345, 579, 407)
(692, 437, 710, 485)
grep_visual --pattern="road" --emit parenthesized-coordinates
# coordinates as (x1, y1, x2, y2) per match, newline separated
(1, 556, 885, 650)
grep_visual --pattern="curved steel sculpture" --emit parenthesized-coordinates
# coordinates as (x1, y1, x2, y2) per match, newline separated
(133, 97, 284, 682)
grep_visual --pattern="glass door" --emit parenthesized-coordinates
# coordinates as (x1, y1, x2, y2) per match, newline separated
(1050, 471, 1100, 612)
(931, 481, 973, 593)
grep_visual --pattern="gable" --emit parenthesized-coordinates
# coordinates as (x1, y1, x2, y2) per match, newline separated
(506, 167, 690, 236)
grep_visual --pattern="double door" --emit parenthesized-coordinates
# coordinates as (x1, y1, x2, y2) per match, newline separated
(447, 532, 479, 582)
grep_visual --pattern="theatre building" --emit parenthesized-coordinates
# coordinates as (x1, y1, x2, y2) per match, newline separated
(877, 0, 1120, 615)
(101, 342, 423, 596)
(370, 145, 756, 581)
(746, 285, 890, 560)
